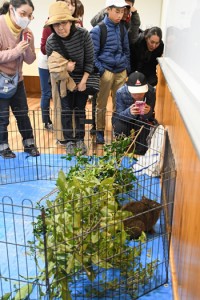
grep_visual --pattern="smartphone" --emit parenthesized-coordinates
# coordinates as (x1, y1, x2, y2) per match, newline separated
(135, 100, 145, 114)
(23, 32, 30, 43)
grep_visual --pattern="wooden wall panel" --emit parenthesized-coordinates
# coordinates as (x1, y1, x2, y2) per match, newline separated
(24, 76, 41, 94)
(156, 67, 200, 300)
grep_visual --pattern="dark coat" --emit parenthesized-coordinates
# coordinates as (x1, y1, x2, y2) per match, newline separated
(130, 32, 164, 86)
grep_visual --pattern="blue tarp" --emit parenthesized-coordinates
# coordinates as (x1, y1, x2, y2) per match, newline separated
(0, 154, 172, 299)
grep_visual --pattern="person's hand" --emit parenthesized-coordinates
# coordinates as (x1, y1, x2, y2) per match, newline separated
(131, 6, 137, 13)
(24, 31, 33, 44)
(77, 80, 86, 92)
(143, 104, 151, 114)
(130, 103, 141, 115)
(66, 61, 76, 72)
(130, 103, 151, 115)
(16, 40, 30, 54)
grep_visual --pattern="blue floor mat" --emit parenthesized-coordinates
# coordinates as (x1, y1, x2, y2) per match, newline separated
(0, 152, 76, 184)
(0, 155, 173, 299)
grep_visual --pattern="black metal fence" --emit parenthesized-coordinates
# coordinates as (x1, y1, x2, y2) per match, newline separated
(0, 176, 174, 299)
(0, 110, 176, 299)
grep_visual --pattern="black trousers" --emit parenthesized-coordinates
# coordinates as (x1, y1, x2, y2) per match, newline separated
(112, 116, 150, 155)
(61, 91, 88, 142)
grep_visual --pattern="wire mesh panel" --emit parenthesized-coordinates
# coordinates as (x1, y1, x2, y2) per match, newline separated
(0, 177, 174, 299)
(0, 198, 46, 299)
(0, 118, 175, 300)
(1, 108, 162, 185)
(0, 109, 114, 185)
(0, 110, 176, 299)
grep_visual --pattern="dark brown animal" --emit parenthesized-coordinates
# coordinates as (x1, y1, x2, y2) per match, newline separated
(122, 196, 162, 239)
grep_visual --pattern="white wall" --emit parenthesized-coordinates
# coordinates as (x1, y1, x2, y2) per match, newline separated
(0, 0, 163, 48)
(159, 0, 200, 156)
(0, 0, 53, 48)
(81, 0, 163, 32)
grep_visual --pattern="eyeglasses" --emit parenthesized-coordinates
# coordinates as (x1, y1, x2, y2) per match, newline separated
(53, 21, 69, 28)
(17, 10, 34, 20)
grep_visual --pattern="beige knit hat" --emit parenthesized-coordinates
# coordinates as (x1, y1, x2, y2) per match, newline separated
(44, 1, 78, 27)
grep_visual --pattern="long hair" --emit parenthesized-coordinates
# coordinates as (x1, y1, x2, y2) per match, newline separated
(0, 0, 34, 15)
(144, 26, 162, 41)
(76, 0, 84, 18)
(56, 0, 78, 18)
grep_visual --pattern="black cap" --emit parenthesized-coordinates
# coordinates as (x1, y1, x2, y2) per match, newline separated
(127, 71, 148, 93)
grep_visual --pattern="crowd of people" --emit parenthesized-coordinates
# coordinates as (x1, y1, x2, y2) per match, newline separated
(0, 0, 164, 158)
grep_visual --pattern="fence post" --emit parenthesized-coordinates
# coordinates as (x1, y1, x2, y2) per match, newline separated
(41, 208, 50, 295)
(32, 109, 40, 180)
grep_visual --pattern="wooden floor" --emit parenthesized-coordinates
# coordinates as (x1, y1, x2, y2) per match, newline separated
(8, 94, 113, 156)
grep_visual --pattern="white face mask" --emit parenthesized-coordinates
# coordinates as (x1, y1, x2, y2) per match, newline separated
(13, 8, 31, 29)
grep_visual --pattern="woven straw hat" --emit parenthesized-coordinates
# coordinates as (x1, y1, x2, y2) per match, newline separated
(44, 1, 78, 27)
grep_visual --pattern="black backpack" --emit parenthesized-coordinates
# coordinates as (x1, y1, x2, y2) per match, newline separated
(98, 21, 125, 51)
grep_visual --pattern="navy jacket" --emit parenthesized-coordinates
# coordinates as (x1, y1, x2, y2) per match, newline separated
(90, 16, 130, 76)
(114, 84, 155, 121)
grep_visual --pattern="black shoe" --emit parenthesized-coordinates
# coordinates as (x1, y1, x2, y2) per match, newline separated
(56, 140, 68, 147)
(96, 131, 105, 144)
(24, 144, 40, 157)
(0, 147, 16, 159)
(90, 125, 96, 135)
(44, 123, 53, 131)
(134, 147, 147, 156)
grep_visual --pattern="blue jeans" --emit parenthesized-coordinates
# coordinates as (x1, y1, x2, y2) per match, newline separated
(38, 68, 52, 124)
(61, 91, 88, 141)
(0, 81, 34, 150)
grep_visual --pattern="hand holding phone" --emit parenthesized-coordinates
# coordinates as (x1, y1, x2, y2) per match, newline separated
(23, 32, 30, 43)
(135, 100, 145, 115)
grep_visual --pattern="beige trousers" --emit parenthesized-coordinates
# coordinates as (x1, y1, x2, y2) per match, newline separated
(96, 69, 127, 131)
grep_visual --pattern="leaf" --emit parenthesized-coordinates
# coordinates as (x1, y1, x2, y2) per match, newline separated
(14, 283, 33, 300)
(100, 206, 113, 217)
(98, 261, 113, 269)
(91, 232, 99, 244)
(66, 255, 74, 274)
(56, 170, 68, 192)
(100, 177, 114, 189)
(1, 292, 12, 300)
(73, 213, 81, 228)
(57, 243, 72, 253)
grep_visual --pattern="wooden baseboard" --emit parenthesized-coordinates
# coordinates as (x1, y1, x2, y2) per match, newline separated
(170, 244, 179, 300)
(24, 76, 41, 94)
